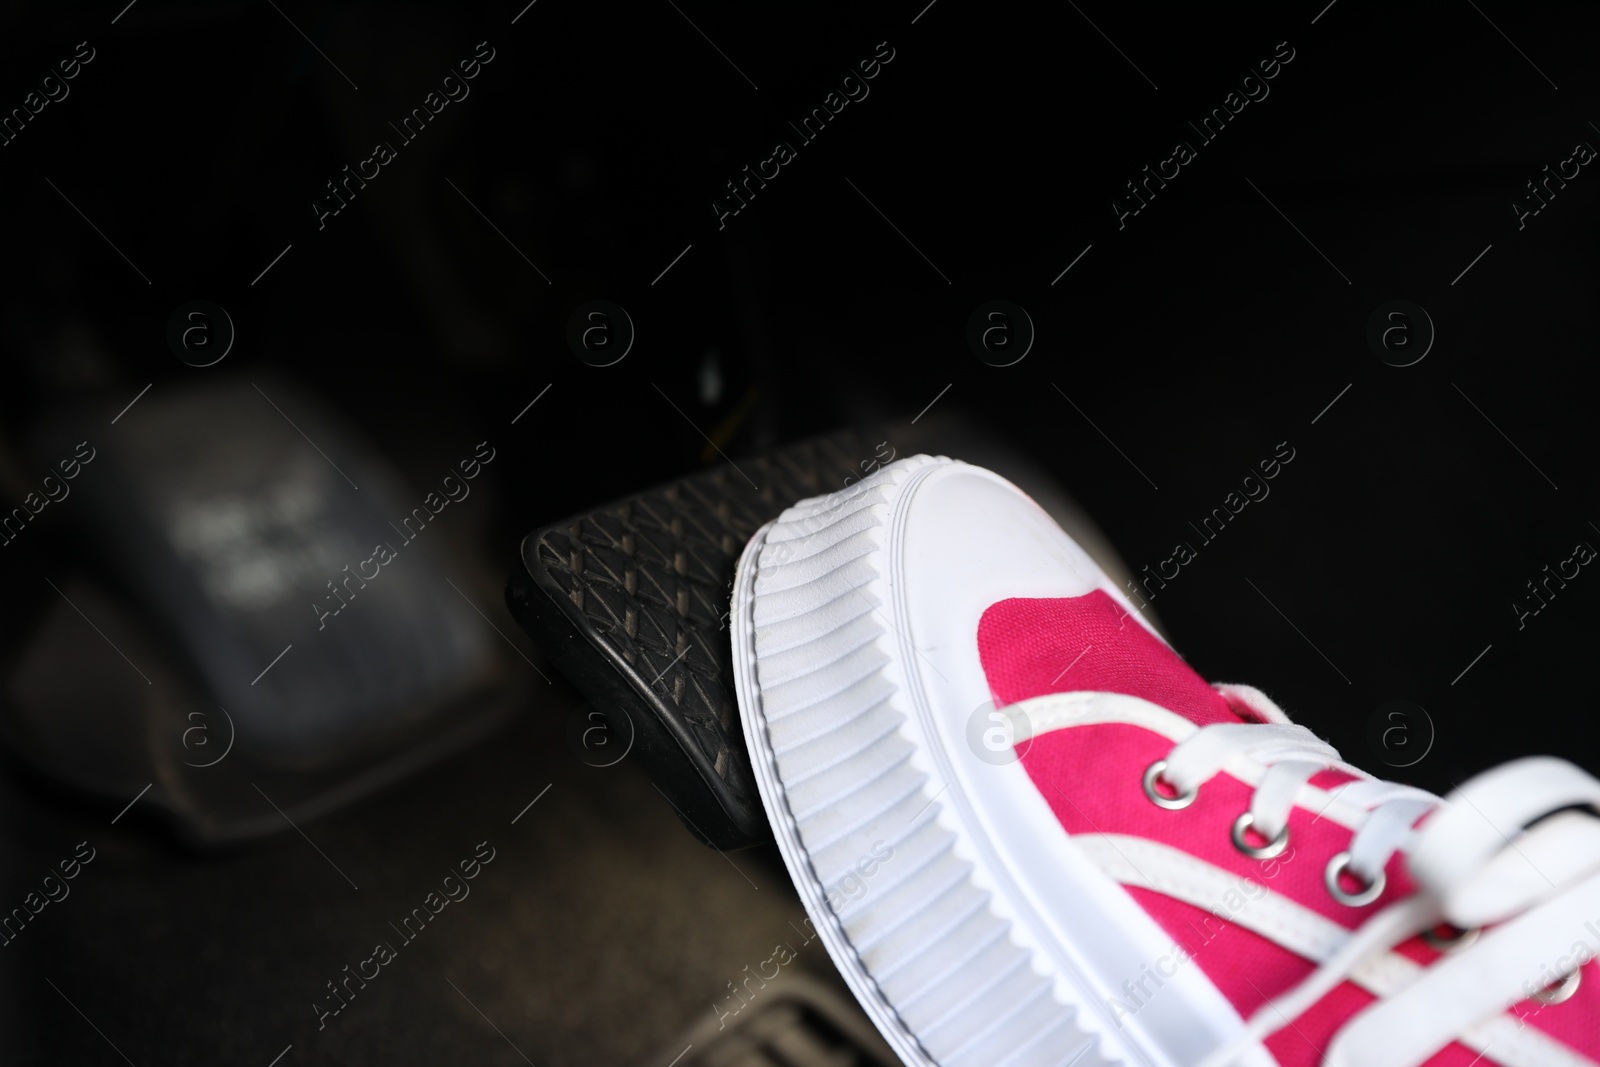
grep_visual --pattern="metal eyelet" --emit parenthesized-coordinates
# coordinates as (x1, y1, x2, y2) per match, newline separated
(1421, 924, 1481, 954)
(1143, 760, 1196, 810)
(1231, 812, 1289, 859)
(1324, 851, 1385, 907)
(1533, 968, 1583, 1006)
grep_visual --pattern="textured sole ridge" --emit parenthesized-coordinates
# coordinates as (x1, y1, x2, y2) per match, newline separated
(757, 619, 892, 698)
(772, 689, 897, 761)
(890, 911, 1011, 1006)
(952, 990, 1074, 1067)
(822, 836, 961, 917)
(753, 554, 884, 629)
(754, 528, 886, 598)
(762, 655, 898, 743)
(991, 1016, 1097, 1067)
(844, 833, 974, 951)
(787, 739, 915, 822)
(763, 474, 912, 542)
(802, 773, 931, 857)
(753, 585, 879, 657)
(763, 484, 891, 544)
(930, 952, 1049, 1053)
(830, 822, 960, 917)
(739, 455, 1106, 1067)
(757, 609, 885, 689)
(854, 856, 986, 964)
(760, 506, 889, 570)
(781, 711, 907, 786)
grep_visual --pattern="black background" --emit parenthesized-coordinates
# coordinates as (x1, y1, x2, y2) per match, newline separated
(0, 1, 1597, 1063)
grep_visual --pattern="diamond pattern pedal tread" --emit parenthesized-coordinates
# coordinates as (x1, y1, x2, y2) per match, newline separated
(508, 429, 881, 850)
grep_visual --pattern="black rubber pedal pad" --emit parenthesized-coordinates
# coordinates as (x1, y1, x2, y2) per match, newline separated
(508, 429, 889, 850)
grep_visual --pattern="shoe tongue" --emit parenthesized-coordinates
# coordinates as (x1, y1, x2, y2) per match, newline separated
(977, 591, 1242, 726)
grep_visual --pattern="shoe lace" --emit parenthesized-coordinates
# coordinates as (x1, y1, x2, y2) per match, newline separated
(1170, 687, 1600, 1067)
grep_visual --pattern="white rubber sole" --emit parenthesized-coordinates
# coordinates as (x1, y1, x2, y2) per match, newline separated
(731, 456, 1268, 1067)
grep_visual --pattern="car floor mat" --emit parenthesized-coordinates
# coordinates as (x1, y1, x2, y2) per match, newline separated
(646, 971, 899, 1067)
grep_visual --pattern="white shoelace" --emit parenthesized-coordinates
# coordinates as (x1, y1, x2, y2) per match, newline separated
(1174, 687, 1600, 1067)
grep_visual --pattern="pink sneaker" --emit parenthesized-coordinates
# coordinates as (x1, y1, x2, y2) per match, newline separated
(730, 455, 1600, 1067)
